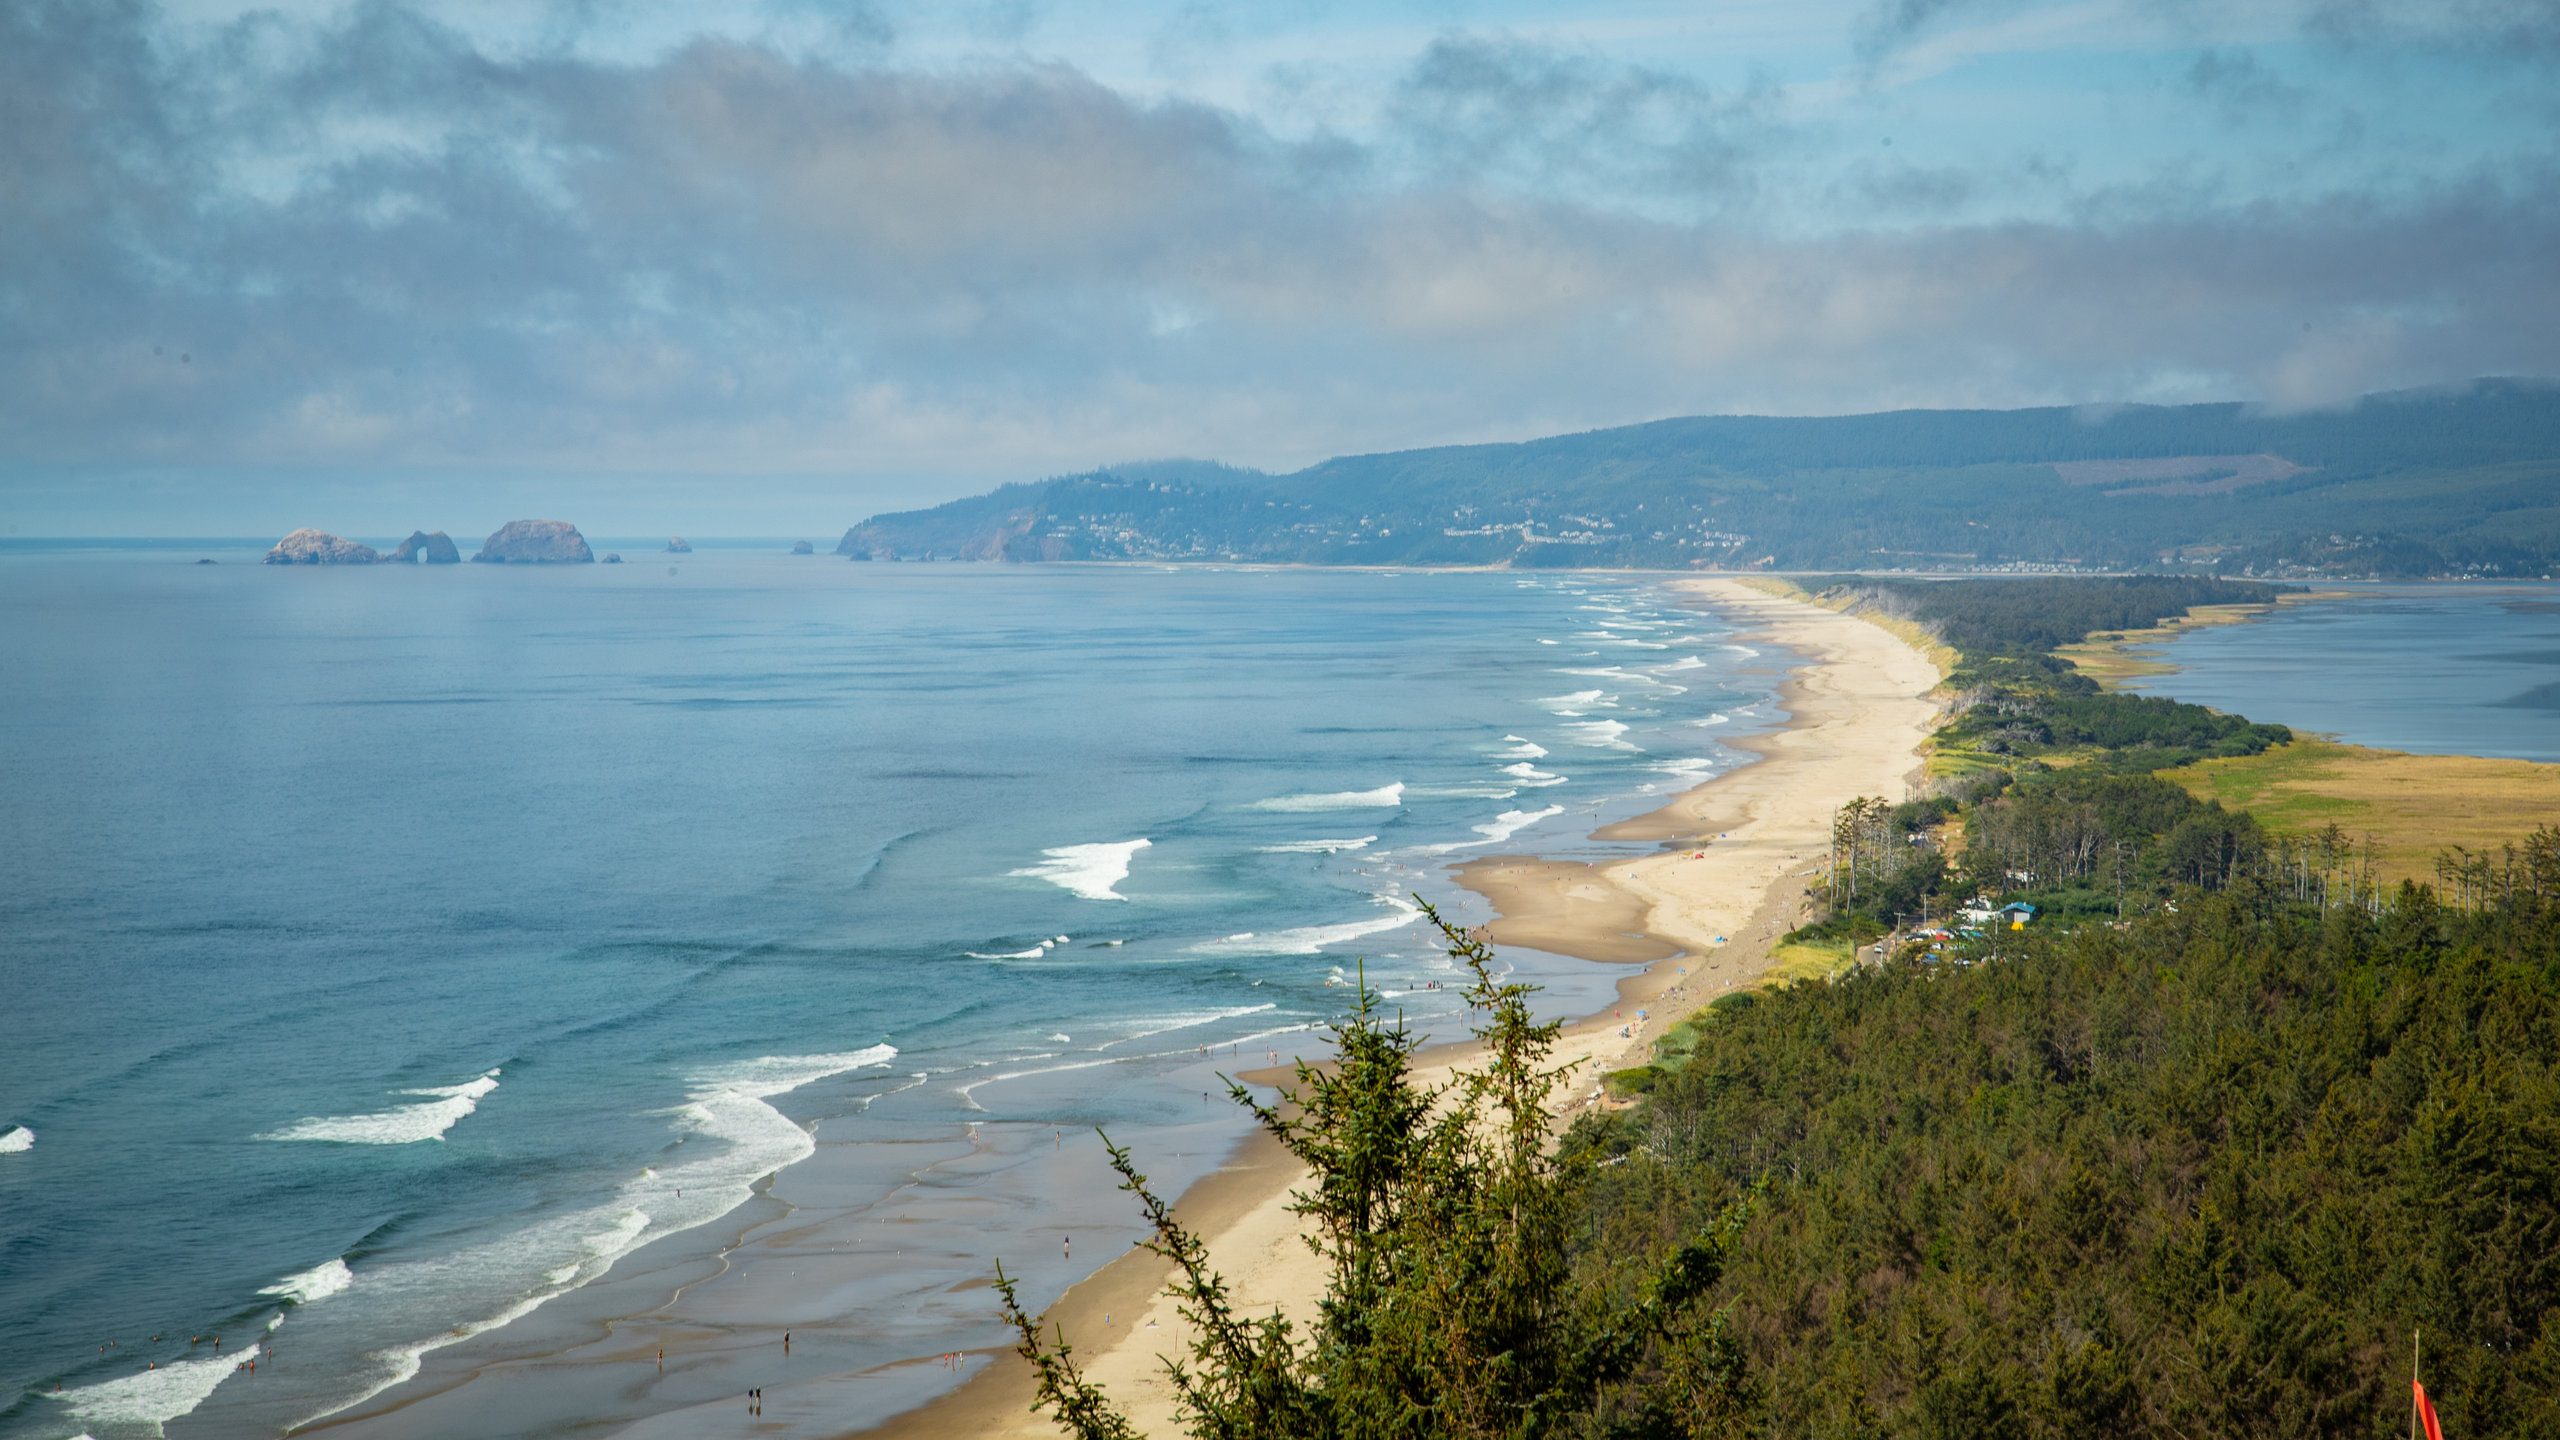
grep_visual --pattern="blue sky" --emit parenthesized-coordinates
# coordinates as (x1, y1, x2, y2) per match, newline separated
(5, 0, 2556, 534)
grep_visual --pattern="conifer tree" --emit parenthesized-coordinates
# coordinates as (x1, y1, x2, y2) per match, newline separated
(996, 902, 1753, 1439)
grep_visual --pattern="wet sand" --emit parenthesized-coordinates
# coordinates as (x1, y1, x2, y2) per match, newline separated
(874, 577, 1943, 1438)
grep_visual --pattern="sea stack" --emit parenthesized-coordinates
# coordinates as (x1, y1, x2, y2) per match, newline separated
(264, 529, 379, 564)
(665, 537, 693, 553)
(792, 540, 814, 555)
(386, 530, 462, 564)
(473, 520, 594, 564)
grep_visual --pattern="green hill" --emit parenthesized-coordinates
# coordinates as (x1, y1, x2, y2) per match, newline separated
(838, 380, 2560, 578)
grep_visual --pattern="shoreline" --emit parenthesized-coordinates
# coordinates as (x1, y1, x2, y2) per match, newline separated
(865, 576, 1944, 1438)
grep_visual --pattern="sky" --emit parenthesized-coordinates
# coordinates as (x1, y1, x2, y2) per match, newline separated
(3, 0, 2555, 536)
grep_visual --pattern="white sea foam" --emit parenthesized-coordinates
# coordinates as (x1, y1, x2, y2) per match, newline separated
(1690, 712, 1731, 727)
(1419, 805, 1568, 854)
(1562, 665, 1685, 693)
(1099, 1003, 1282, 1046)
(1537, 689, 1609, 714)
(261, 1257, 354, 1305)
(967, 943, 1054, 959)
(1561, 720, 1639, 751)
(1650, 758, 1718, 785)
(1500, 762, 1569, 787)
(1257, 836, 1377, 854)
(263, 1070, 500, 1144)
(1656, 656, 1708, 672)
(286, 1045, 907, 1428)
(1470, 806, 1566, 846)
(1494, 736, 1548, 759)
(60, 1336, 267, 1433)
(1010, 839, 1150, 900)
(1252, 783, 1405, 812)
(1191, 897, 1420, 956)
(0, 1125, 31, 1153)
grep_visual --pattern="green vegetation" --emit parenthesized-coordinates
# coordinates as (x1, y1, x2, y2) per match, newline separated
(1000, 905, 1759, 1440)
(1775, 577, 2307, 939)
(1572, 843, 2560, 1439)
(841, 382, 2560, 578)
(1006, 858, 2560, 1440)
(1803, 576, 2290, 659)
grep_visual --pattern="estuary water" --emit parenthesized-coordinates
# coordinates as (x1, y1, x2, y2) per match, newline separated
(0, 553, 1783, 1439)
(2122, 583, 2560, 763)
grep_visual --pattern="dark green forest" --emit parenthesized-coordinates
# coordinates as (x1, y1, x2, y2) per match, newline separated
(1570, 858, 2560, 1440)
(841, 381, 2560, 578)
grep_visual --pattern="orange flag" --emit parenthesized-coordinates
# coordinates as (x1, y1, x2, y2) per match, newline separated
(2413, 1379, 2445, 1440)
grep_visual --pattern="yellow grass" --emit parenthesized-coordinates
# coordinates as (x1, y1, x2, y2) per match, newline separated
(1761, 939, 1854, 987)
(2165, 739, 2560, 884)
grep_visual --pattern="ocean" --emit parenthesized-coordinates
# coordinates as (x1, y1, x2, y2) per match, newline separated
(2122, 583, 2560, 763)
(0, 551, 1785, 1440)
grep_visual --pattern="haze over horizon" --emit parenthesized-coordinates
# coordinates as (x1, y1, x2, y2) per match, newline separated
(5, 0, 2556, 535)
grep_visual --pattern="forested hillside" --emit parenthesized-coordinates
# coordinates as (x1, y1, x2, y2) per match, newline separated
(839, 381, 2560, 578)
(1572, 865, 2560, 1440)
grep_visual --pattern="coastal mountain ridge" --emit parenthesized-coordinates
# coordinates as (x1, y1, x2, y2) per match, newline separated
(838, 379, 2560, 579)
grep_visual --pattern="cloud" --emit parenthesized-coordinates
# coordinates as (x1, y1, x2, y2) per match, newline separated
(1851, 0, 2027, 67)
(2182, 48, 2309, 123)
(1, 0, 2556, 504)
(1382, 34, 1781, 214)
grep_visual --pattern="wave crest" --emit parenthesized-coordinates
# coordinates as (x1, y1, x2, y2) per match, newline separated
(262, 1070, 500, 1144)
(1251, 783, 1405, 812)
(1010, 839, 1150, 900)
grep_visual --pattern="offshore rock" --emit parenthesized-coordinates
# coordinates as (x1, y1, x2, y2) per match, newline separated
(792, 540, 814, 554)
(666, 537, 693, 553)
(265, 529, 379, 565)
(386, 530, 461, 564)
(474, 520, 594, 564)
(603, 553, 623, 564)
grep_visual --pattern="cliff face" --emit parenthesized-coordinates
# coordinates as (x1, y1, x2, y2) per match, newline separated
(387, 530, 462, 563)
(265, 529, 380, 564)
(473, 520, 594, 563)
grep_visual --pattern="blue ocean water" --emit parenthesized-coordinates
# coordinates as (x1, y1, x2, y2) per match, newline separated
(2123, 583, 2560, 763)
(0, 553, 1779, 1439)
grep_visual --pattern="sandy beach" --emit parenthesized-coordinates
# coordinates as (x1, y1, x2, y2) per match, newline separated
(869, 577, 1943, 1439)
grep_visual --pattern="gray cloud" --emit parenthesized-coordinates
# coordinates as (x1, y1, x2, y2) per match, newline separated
(1851, 0, 2020, 66)
(1382, 34, 1778, 212)
(2182, 49, 2310, 124)
(2, 0, 2557, 506)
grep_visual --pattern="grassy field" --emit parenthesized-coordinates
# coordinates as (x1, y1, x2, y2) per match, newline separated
(2164, 738, 2560, 883)
(1759, 938, 1857, 984)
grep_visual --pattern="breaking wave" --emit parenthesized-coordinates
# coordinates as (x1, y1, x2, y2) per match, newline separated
(1011, 840, 1150, 900)
(263, 1070, 500, 1144)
